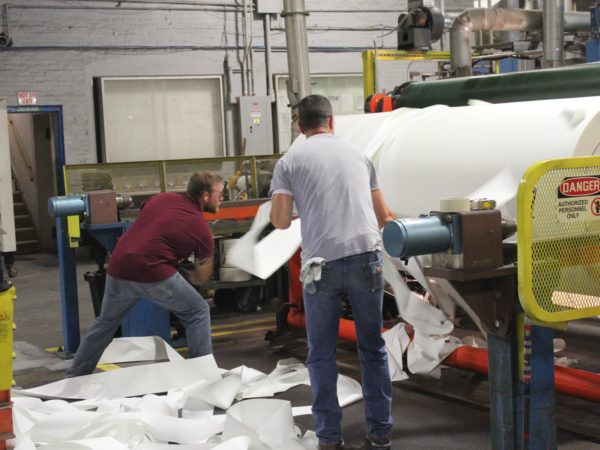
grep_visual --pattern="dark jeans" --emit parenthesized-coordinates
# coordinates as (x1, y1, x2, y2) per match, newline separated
(303, 250, 393, 445)
(67, 272, 211, 377)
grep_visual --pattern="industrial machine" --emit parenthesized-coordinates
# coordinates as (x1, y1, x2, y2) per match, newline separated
(384, 156, 600, 447)
(271, 157, 600, 449)
(51, 155, 283, 355)
(364, 62, 600, 111)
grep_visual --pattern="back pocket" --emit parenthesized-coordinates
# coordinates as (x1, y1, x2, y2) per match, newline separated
(362, 260, 383, 292)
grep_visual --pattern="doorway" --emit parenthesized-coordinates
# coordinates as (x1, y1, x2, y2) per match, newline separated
(6, 105, 65, 253)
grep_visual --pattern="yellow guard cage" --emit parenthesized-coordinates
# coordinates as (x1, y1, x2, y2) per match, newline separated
(518, 156, 600, 322)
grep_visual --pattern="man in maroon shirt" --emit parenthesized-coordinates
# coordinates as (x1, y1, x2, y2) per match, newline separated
(67, 171, 224, 377)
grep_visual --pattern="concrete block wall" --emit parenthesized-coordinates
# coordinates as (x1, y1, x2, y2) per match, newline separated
(0, 0, 468, 164)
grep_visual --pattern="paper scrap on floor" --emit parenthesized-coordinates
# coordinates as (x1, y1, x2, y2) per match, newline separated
(98, 336, 184, 364)
(11, 338, 362, 449)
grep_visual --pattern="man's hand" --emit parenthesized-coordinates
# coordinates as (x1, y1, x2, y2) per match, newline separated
(183, 257, 214, 285)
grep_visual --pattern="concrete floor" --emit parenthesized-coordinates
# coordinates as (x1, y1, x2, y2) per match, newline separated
(7, 252, 600, 449)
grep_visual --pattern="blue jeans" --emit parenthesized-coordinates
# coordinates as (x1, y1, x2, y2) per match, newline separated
(303, 250, 392, 445)
(67, 272, 211, 377)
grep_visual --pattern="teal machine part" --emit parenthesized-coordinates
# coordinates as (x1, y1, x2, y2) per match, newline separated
(394, 62, 600, 108)
(382, 215, 454, 258)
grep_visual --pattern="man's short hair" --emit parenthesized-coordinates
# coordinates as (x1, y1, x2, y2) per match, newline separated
(186, 171, 223, 202)
(298, 94, 332, 131)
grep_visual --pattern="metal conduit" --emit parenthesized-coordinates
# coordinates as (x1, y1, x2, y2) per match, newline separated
(450, 9, 587, 77)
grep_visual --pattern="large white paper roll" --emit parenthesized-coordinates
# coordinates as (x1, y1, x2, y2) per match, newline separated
(329, 96, 600, 219)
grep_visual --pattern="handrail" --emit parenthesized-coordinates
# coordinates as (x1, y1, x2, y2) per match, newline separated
(7, 119, 34, 182)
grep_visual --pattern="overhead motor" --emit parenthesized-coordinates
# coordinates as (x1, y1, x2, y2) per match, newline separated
(397, 0, 444, 51)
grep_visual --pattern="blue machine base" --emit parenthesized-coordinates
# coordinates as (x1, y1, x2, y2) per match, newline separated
(120, 299, 187, 348)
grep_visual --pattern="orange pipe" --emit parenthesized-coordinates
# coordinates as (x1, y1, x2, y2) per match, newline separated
(442, 345, 600, 403)
(286, 248, 600, 403)
(287, 308, 360, 342)
(288, 310, 600, 402)
(203, 204, 261, 221)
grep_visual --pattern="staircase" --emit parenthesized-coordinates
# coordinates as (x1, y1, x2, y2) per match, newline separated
(12, 177, 40, 254)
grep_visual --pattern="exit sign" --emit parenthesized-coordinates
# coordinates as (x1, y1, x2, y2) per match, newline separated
(17, 91, 37, 105)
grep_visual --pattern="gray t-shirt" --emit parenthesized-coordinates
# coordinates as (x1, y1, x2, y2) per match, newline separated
(269, 133, 382, 264)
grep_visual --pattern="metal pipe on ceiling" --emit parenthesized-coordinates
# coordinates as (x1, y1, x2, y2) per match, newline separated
(263, 13, 273, 98)
(497, 0, 522, 47)
(450, 8, 542, 77)
(282, 0, 311, 142)
(450, 8, 587, 77)
(543, 0, 565, 68)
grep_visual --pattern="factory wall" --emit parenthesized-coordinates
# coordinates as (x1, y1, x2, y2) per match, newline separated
(0, 0, 470, 169)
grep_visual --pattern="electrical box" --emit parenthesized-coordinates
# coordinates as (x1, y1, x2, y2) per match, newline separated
(239, 96, 274, 155)
(256, 0, 282, 14)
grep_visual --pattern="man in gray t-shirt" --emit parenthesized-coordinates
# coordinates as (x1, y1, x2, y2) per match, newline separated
(270, 95, 395, 450)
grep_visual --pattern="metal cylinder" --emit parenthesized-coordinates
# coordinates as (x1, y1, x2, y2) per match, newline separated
(282, 0, 311, 142)
(395, 63, 600, 108)
(543, 0, 565, 68)
(116, 194, 133, 210)
(48, 195, 85, 218)
(383, 216, 453, 258)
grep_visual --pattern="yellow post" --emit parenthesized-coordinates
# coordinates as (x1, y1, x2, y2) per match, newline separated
(0, 285, 16, 447)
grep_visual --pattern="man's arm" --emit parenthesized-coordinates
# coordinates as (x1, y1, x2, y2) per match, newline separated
(372, 189, 396, 229)
(270, 193, 294, 229)
(184, 257, 214, 285)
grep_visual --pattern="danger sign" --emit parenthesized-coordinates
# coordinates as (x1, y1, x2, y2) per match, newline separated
(557, 176, 600, 223)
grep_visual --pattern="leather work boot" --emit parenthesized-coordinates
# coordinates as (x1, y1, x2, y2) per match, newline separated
(318, 442, 343, 450)
(365, 433, 392, 450)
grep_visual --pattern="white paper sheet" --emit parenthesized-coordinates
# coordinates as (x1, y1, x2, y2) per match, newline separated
(336, 374, 363, 407)
(222, 366, 267, 385)
(74, 412, 227, 445)
(11, 358, 371, 450)
(291, 406, 312, 417)
(194, 374, 242, 410)
(383, 323, 461, 381)
(382, 323, 411, 382)
(20, 355, 221, 400)
(226, 201, 302, 280)
(98, 336, 183, 364)
(407, 331, 461, 376)
(222, 399, 298, 449)
(36, 437, 131, 450)
(136, 442, 215, 450)
(382, 252, 454, 336)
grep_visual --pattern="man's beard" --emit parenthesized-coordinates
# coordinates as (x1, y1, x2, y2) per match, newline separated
(203, 203, 218, 214)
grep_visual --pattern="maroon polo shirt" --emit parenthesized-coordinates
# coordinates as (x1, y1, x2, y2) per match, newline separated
(108, 192, 213, 282)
